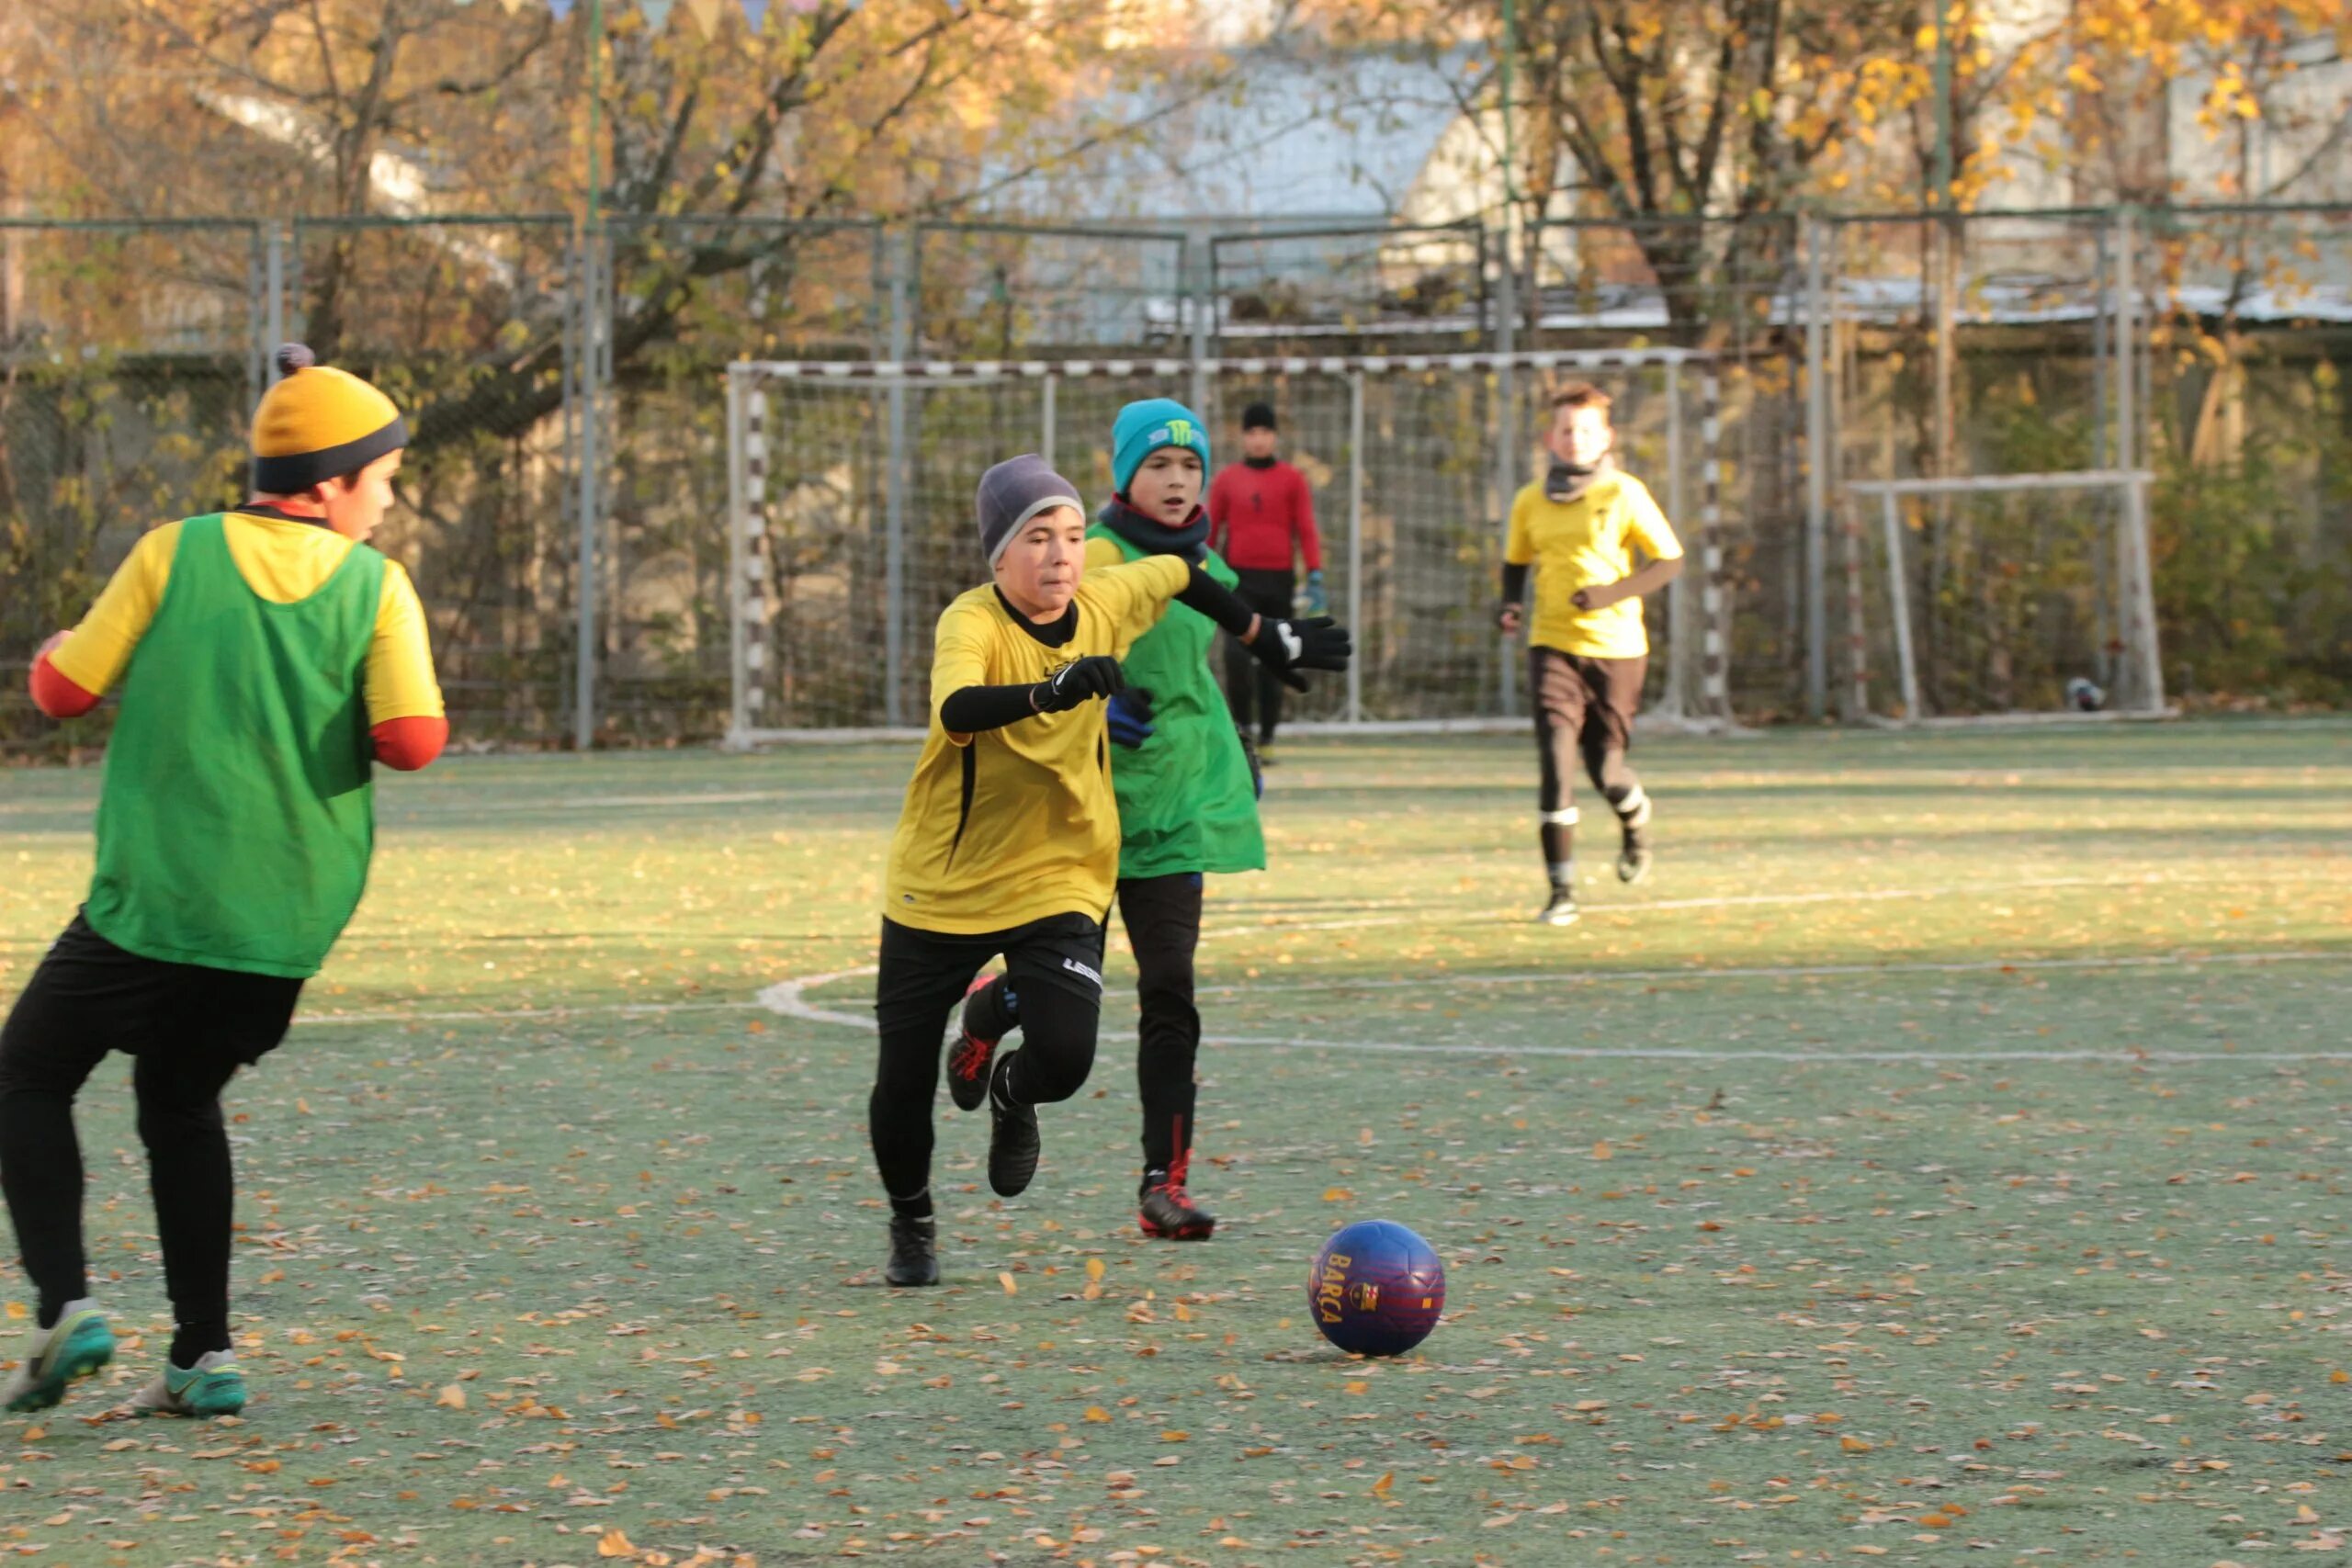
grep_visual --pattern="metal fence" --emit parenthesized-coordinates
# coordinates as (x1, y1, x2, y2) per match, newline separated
(4, 205, 2348, 757)
(725, 350, 1728, 743)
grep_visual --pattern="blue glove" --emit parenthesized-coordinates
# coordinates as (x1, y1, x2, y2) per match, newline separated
(1106, 687, 1157, 750)
(1301, 569, 1329, 617)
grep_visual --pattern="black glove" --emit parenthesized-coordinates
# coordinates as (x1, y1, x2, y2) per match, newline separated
(1248, 615, 1352, 693)
(1032, 655, 1127, 713)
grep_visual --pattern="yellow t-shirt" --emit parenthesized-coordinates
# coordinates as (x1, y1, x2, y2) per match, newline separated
(883, 555, 1192, 935)
(46, 511, 445, 725)
(1504, 470, 1683, 660)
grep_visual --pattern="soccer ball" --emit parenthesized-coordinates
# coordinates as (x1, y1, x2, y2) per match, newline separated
(1307, 1220, 1445, 1357)
(2065, 676, 2106, 712)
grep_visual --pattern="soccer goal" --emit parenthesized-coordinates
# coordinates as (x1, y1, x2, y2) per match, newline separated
(722, 349, 1729, 746)
(1842, 468, 2166, 723)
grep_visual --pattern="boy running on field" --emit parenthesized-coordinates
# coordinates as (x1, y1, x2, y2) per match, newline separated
(872, 456, 1347, 1287)
(1498, 382, 1683, 928)
(2, 344, 446, 1418)
(955, 399, 1339, 1244)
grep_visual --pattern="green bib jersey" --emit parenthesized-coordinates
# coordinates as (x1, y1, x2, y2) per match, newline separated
(85, 514, 385, 979)
(1084, 528, 1267, 880)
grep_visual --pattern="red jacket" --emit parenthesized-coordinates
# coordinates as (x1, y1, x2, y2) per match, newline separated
(1209, 459, 1321, 573)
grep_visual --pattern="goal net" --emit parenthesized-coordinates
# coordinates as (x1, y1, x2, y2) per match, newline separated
(1841, 469, 2166, 723)
(723, 350, 1729, 745)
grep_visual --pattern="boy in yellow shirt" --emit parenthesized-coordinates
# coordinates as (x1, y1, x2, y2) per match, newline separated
(1498, 383, 1684, 927)
(871, 456, 1347, 1286)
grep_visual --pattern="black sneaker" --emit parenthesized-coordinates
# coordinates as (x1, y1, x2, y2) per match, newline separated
(945, 974, 1001, 1112)
(1617, 796, 1654, 885)
(885, 1214, 939, 1287)
(987, 1055, 1041, 1198)
(1137, 1155, 1216, 1240)
(1536, 886, 1578, 927)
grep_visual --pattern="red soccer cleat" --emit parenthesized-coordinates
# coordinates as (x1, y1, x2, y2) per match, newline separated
(1137, 1149, 1216, 1240)
(946, 974, 1000, 1112)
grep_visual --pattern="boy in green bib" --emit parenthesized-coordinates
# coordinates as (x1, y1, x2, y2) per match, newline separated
(2, 344, 446, 1418)
(944, 398, 1346, 1241)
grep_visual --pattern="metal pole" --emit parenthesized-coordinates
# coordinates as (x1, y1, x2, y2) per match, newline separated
(1188, 231, 1211, 419)
(1494, 229, 1518, 716)
(726, 368, 749, 744)
(265, 226, 287, 377)
(883, 234, 912, 729)
(1802, 213, 1829, 719)
(1882, 490, 1922, 721)
(2122, 471, 2165, 711)
(2112, 206, 2140, 708)
(585, 0, 605, 231)
(1699, 369, 1728, 723)
(1347, 369, 1366, 724)
(1041, 374, 1057, 468)
(1663, 362, 1691, 719)
(1843, 491, 1870, 719)
(2090, 220, 2115, 690)
(572, 230, 602, 752)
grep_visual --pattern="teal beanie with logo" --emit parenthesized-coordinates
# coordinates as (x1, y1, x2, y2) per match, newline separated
(1111, 398, 1212, 495)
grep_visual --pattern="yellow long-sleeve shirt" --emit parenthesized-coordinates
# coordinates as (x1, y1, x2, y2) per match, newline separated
(47, 510, 443, 724)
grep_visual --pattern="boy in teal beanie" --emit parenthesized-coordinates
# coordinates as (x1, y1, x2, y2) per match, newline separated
(947, 396, 1348, 1241)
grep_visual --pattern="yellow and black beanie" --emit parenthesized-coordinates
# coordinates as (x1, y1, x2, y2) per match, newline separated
(250, 344, 408, 492)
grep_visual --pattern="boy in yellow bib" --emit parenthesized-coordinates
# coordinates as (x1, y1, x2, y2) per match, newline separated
(870, 456, 1347, 1286)
(1498, 382, 1683, 927)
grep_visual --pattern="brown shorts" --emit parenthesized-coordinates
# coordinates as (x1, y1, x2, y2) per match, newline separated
(1529, 646, 1645, 814)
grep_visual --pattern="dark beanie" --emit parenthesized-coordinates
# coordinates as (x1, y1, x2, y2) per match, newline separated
(975, 455, 1084, 565)
(1241, 401, 1277, 432)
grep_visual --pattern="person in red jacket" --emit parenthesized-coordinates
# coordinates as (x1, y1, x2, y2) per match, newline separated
(1207, 402, 1323, 765)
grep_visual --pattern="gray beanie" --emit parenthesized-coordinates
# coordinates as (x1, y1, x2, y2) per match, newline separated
(976, 454, 1084, 566)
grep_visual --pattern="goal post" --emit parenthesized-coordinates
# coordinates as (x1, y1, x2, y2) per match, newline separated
(1843, 468, 2166, 724)
(723, 350, 1729, 748)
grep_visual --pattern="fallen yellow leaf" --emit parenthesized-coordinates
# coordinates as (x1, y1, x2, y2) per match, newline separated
(436, 1384, 467, 1410)
(597, 1527, 636, 1558)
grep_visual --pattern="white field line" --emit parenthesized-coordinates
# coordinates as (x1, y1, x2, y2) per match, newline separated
(1196, 947, 2350, 999)
(295, 999, 759, 1028)
(1194, 872, 2310, 941)
(753, 950, 2352, 1063)
(281, 874, 2339, 1036)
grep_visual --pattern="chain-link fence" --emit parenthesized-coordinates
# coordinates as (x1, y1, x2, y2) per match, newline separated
(725, 351, 1728, 741)
(0, 220, 264, 759)
(5, 206, 2347, 759)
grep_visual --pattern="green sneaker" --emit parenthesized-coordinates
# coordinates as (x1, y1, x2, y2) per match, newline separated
(130, 1349, 247, 1418)
(2, 1300, 115, 1413)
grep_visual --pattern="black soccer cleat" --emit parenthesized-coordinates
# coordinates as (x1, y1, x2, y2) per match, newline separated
(946, 974, 1001, 1112)
(1536, 885, 1579, 927)
(884, 1214, 939, 1287)
(1137, 1154, 1216, 1240)
(987, 1055, 1041, 1199)
(1617, 795, 1654, 885)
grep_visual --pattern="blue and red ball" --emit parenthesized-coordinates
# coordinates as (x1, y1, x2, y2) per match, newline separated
(1307, 1220, 1444, 1357)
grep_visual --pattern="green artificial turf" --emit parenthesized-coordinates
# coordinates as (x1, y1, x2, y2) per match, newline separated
(0, 718, 2346, 1567)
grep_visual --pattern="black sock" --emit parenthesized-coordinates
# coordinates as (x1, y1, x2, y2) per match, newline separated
(965, 978, 1020, 1042)
(1140, 1166, 1168, 1198)
(170, 1321, 230, 1369)
(36, 1299, 64, 1331)
(888, 1187, 933, 1224)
